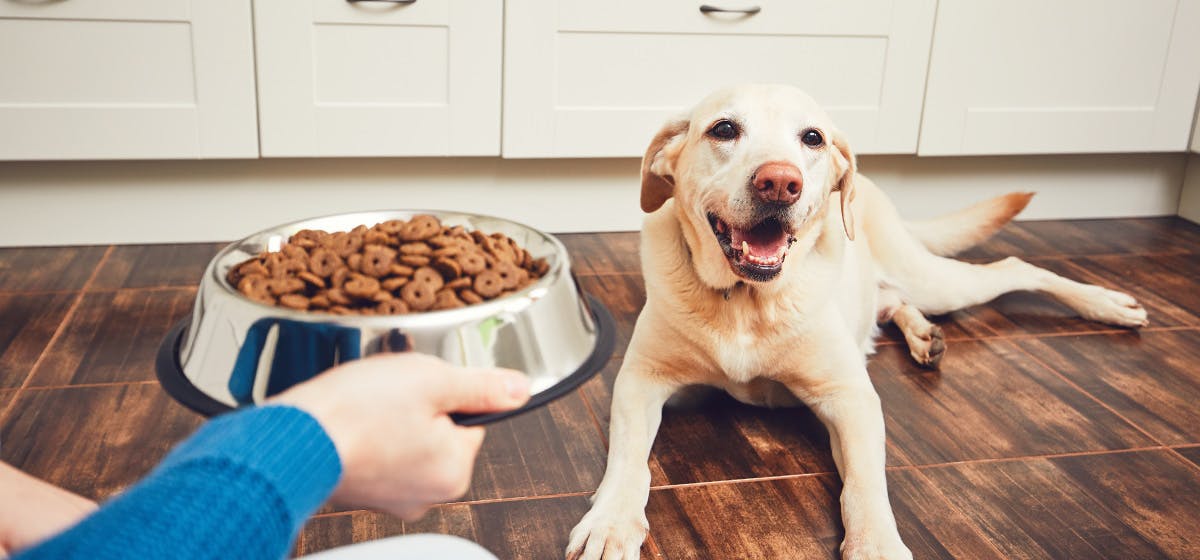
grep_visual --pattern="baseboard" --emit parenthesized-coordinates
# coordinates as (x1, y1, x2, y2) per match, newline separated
(0, 153, 1188, 246)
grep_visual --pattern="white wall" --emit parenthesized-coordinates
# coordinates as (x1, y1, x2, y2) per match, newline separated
(0, 153, 1188, 246)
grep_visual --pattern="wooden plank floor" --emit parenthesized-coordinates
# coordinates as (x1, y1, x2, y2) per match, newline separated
(1, 217, 1199, 559)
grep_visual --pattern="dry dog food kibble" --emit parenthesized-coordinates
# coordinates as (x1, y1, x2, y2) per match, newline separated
(226, 215, 549, 315)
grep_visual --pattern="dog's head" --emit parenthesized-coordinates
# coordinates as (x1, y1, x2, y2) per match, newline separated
(641, 84, 857, 287)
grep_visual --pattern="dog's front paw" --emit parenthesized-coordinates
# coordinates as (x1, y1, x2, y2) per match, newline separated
(565, 508, 648, 560)
(841, 533, 913, 560)
(1074, 286, 1148, 328)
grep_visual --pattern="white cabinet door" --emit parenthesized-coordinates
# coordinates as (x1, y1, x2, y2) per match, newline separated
(0, 0, 257, 160)
(503, 0, 936, 158)
(255, 0, 500, 157)
(1192, 101, 1200, 153)
(920, 0, 1200, 156)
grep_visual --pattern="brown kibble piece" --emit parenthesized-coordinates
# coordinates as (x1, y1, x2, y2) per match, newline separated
(360, 245, 397, 278)
(343, 274, 381, 299)
(400, 214, 441, 241)
(329, 232, 364, 257)
(377, 299, 410, 315)
(457, 252, 487, 275)
(382, 277, 409, 292)
(432, 289, 465, 310)
(326, 288, 353, 306)
(308, 248, 344, 278)
(298, 271, 326, 289)
(412, 267, 444, 291)
(279, 294, 310, 310)
(473, 270, 503, 298)
(493, 261, 522, 290)
(445, 277, 472, 290)
(459, 289, 484, 305)
(309, 293, 331, 309)
(433, 256, 462, 279)
(400, 255, 430, 267)
(389, 264, 415, 277)
(399, 242, 432, 256)
(268, 277, 305, 296)
(400, 280, 437, 311)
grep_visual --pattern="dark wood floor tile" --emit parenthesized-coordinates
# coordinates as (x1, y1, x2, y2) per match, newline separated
(0, 384, 203, 501)
(90, 243, 227, 290)
(920, 450, 1200, 559)
(958, 217, 1200, 261)
(648, 471, 1002, 560)
(0, 389, 12, 417)
(0, 246, 108, 292)
(26, 288, 195, 387)
(647, 476, 844, 559)
(580, 356, 837, 486)
(1176, 446, 1200, 469)
(457, 390, 606, 502)
(297, 495, 656, 560)
(0, 292, 77, 388)
(577, 274, 644, 357)
(559, 232, 642, 275)
(1017, 330, 1200, 445)
(869, 340, 1154, 466)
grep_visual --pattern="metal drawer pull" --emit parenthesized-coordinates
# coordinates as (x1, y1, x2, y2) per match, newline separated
(699, 4, 762, 15)
(346, 0, 417, 4)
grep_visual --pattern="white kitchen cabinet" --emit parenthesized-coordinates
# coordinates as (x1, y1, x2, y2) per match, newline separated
(920, 0, 1200, 156)
(0, 0, 257, 160)
(503, 0, 936, 158)
(1192, 101, 1200, 153)
(254, 0, 501, 157)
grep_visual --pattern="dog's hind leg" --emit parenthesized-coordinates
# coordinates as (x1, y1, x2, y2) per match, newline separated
(896, 256, 1147, 327)
(859, 180, 1147, 328)
(877, 288, 946, 368)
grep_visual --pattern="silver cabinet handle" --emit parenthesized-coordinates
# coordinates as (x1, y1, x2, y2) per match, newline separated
(699, 4, 762, 15)
(346, 0, 416, 3)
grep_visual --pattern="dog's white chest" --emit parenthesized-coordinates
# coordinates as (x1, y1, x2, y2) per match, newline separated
(713, 326, 773, 383)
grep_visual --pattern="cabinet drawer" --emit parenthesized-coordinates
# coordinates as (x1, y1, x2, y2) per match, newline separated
(255, 0, 500, 157)
(0, 0, 257, 160)
(504, 0, 935, 157)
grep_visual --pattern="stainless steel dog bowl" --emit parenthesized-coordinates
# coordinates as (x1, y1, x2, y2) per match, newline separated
(156, 210, 614, 426)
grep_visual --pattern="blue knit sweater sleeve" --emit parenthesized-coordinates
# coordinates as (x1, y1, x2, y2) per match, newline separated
(14, 405, 342, 560)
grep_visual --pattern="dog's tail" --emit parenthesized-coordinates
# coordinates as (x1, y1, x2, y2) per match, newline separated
(904, 192, 1034, 256)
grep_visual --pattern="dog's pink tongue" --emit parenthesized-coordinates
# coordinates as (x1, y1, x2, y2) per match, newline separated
(731, 225, 788, 259)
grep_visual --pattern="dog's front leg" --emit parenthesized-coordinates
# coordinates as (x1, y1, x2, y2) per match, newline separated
(567, 360, 678, 560)
(789, 339, 911, 560)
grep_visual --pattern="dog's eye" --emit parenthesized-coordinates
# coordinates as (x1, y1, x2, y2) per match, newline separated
(707, 120, 739, 141)
(800, 129, 824, 147)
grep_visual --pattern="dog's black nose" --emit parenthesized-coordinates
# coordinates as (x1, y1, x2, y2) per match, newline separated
(751, 162, 803, 205)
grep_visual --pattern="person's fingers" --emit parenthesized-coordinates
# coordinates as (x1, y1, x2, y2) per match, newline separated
(429, 367, 531, 414)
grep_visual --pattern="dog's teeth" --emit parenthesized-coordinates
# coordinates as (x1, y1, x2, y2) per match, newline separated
(741, 241, 749, 255)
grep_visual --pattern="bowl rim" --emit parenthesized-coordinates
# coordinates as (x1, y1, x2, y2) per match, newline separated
(208, 209, 571, 327)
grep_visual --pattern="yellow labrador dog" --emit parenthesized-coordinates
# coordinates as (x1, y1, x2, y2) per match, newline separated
(566, 84, 1148, 560)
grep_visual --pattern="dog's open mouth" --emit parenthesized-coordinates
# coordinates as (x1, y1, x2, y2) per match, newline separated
(707, 213, 795, 281)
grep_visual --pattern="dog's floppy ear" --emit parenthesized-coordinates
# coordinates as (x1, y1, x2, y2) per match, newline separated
(640, 118, 689, 213)
(830, 130, 857, 241)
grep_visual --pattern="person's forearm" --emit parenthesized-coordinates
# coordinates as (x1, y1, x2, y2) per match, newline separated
(14, 406, 341, 560)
